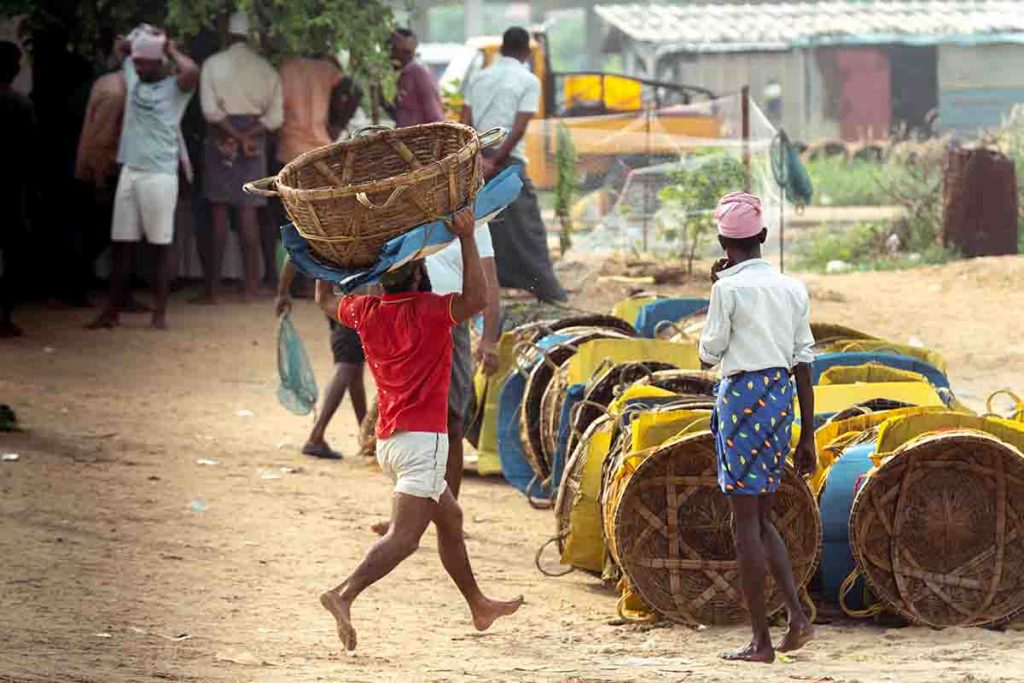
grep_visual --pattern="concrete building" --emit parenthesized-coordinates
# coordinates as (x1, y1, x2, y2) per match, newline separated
(594, 0, 1024, 142)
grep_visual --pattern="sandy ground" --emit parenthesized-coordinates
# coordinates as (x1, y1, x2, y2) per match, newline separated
(2, 257, 1024, 683)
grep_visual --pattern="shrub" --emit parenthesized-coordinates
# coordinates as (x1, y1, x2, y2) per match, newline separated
(805, 157, 887, 206)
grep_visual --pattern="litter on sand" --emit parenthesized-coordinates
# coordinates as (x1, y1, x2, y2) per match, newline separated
(235, 409, 254, 418)
(1, 453, 19, 462)
(196, 458, 220, 466)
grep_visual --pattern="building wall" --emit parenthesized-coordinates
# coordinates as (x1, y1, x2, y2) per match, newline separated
(938, 43, 1024, 138)
(661, 50, 808, 139)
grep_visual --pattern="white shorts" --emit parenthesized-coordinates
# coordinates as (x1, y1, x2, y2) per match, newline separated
(111, 167, 178, 246)
(375, 431, 449, 502)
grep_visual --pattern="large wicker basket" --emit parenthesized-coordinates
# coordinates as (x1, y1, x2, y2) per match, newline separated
(518, 328, 631, 483)
(849, 431, 1024, 627)
(244, 123, 503, 269)
(605, 431, 821, 625)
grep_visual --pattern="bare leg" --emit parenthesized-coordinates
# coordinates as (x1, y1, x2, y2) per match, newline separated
(446, 414, 465, 499)
(722, 495, 774, 664)
(151, 244, 174, 329)
(86, 242, 131, 328)
(237, 206, 261, 301)
(760, 495, 815, 652)
(258, 205, 278, 290)
(320, 492, 435, 651)
(349, 366, 367, 427)
(193, 202, 228, 304)
(303, 362, 365, 459)
(433, 488, 523, 630)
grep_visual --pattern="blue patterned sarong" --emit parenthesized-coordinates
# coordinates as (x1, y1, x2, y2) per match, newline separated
(710, 368, 794, 495)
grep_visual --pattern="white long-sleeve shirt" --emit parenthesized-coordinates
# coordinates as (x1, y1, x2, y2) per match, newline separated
(698, 259, 815, 376)
(200, 42, 283, 130)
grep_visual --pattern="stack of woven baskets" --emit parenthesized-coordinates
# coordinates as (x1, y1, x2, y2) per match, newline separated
(245, 123, 503, 269)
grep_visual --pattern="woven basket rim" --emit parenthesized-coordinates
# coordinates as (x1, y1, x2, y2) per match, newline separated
(274, 122, 482, 201)
(613, 430, 822, 624)
(849, 429, 1024, 627)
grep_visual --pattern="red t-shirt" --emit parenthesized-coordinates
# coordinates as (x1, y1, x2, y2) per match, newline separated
(338, 292, 456, 439)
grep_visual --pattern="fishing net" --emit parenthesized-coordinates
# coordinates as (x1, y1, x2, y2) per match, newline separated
(276, 314, 318, 416)
(525, 90, 789, 264)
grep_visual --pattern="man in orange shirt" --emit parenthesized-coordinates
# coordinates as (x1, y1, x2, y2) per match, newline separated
(74, 57, 126, 304)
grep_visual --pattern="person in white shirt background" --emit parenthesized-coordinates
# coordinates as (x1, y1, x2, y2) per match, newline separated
(424, 219, 502, 499)
(197, 10, 283, 303)
(461, 27, 566, 304)
(697, 191, 817, 665)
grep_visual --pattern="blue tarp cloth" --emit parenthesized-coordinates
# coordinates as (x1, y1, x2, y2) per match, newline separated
(280, 165, 523, 293)
(550, 383, 586, 492)
(819, 442, 876, 610)
(634, 298, 710, 338)
(497, 334, 570, 499)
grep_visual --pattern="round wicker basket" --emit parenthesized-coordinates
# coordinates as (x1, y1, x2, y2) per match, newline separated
(554, 414, 614, 562)
(519, 329, 630, 482)
(633, 369, 718, 397)
(849, 430, 1024, 627)
(244, 123, 502, 269)
(604, 431, 822, 625)
(565, 361, 679, 459)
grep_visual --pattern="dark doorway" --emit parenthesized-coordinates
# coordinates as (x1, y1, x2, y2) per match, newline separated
(888, 45, 938, 135)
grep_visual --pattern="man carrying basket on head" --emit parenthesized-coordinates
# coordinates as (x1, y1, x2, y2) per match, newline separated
(314, 206, 523, 653)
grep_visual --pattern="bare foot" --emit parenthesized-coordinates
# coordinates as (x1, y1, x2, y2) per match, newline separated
(777, 621, 815, 653)
(370, 520, 389, 537)
(85, 313, 119, 330)
(471, 595, 524, 632)
(721, 642, 775, 664)
(151, 312, 168, 330)
(319, 590, 357, 652)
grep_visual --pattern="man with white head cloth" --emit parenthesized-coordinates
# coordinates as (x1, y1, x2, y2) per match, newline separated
(197, 10, 283, 303)
(87, 27, 198, 330)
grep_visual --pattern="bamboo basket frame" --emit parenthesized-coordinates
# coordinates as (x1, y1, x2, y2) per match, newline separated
(849, 431, 1024, 627)
(244, 123, 503, 268)
(606, 431, 821, 625)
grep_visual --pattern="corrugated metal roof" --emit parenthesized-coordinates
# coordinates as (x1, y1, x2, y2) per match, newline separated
(595, 1, 1024, 53)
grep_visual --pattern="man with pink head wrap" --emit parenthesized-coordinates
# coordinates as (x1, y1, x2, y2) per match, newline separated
(698, 190, 819, 663)
(87, 27, 198, 330)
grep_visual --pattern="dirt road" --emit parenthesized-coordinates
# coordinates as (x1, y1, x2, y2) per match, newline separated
(2, 257, 1023, 682)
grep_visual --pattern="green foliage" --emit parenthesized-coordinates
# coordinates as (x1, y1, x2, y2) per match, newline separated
(554, 121, 578, 254)
(7, 0, 396, 99)
(794, 221, 956, 272)
(805, 157, 888, 207)
(657, 150, 745, 273)
(875, 138, 946, 255)
(230, 0, 396, 99)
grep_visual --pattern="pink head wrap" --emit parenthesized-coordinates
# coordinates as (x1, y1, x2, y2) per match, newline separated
(131, 31, 166, 61)
(714, 191, 764, 239)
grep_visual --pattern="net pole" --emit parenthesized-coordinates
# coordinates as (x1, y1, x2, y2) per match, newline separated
(643, 106, 651, 251)
(741, 85, 751, 192)
(779, 132, 786, 273)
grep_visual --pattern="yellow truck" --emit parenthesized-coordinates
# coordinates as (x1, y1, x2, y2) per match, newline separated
(441, 31, 722, 189)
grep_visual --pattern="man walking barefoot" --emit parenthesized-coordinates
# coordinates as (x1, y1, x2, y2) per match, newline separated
(86, 28, 198, 330)
(314, 207, 523, 652)
(699, 192, 817, 663)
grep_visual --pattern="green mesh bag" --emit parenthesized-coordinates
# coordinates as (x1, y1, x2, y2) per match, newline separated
(277, 313, 318, 416)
